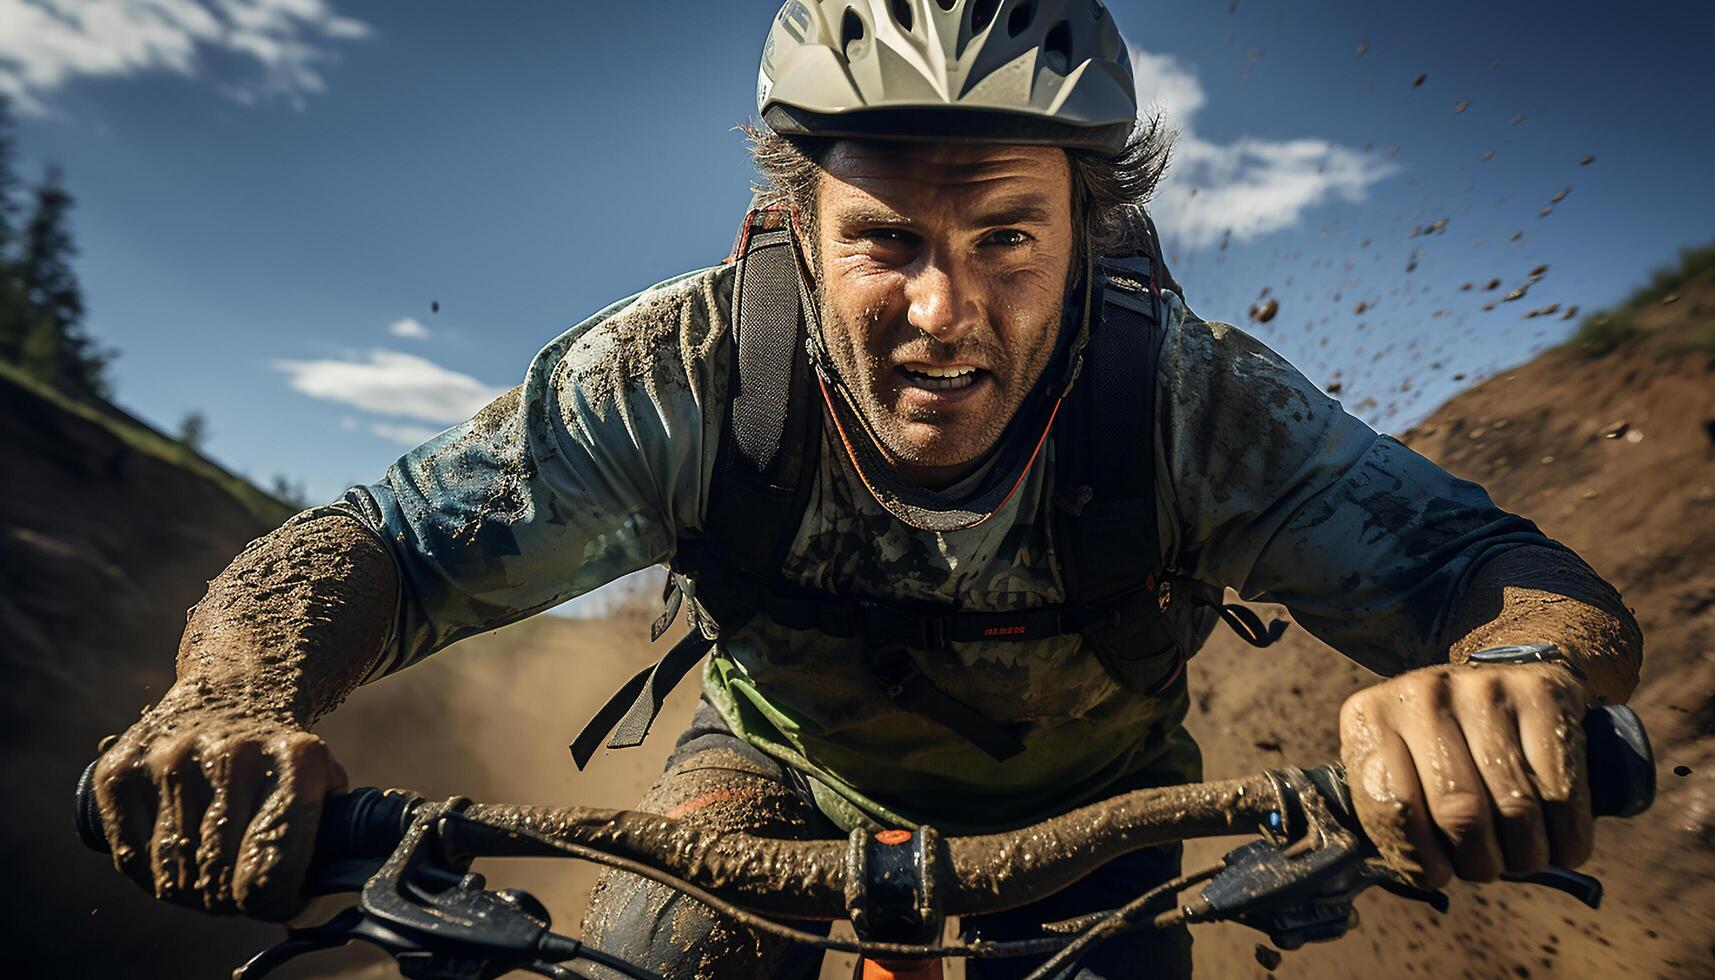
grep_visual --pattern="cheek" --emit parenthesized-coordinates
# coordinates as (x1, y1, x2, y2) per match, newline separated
(993, 274, 1064, 354)
(824, 276, 902, 354)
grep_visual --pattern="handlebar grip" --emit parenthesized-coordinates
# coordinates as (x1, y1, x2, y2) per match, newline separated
(75, 759, 416, 861)
(74, 759, 106, 852)
(1582, 704, 1654, 818)
(314, 787, 418, 860)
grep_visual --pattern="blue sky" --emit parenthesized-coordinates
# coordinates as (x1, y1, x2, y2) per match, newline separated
(6, 0, 1714, 512)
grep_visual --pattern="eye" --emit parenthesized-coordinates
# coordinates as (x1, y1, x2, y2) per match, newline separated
(865, 228, 920, 246)
(983, 229, 1034, 248)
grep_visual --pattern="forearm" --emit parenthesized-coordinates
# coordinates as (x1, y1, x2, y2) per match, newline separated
(1441, 545, 1642, 705)
(166, 511, 399, 728)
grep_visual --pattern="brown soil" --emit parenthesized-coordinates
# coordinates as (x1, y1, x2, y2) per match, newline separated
(6, 271, 1713, 978)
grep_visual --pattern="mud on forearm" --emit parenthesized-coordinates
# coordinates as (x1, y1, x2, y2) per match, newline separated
(1442, 545, 1642, 705)
(167, 511, 399, 728)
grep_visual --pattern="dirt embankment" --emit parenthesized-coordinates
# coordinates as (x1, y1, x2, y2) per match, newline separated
(2, 369, 294, 974)
(1185, 268, 1715, 979)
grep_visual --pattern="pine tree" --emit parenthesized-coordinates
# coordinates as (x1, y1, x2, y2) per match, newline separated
(0, 96, 25, 363)
(177, 410, 209, 451)
(15, 164, 111, 399)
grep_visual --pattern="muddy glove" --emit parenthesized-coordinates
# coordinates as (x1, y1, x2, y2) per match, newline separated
(91, 511, 396, 919)
(92, 695, 347, 920)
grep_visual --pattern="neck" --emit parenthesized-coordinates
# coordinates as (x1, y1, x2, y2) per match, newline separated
(891, 454, 988, 491)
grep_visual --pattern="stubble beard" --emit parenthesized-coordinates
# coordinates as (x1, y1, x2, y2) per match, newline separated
(819, 296, 1060, 472)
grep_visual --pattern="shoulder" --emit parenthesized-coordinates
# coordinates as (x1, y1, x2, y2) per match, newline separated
(532, 265, 736, 424)
(1156, 300, 1328, 430)
(545, 264, 734, 375)
(1152, 297, 1372, 510)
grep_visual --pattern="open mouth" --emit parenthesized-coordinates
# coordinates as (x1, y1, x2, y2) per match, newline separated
(898, 362, 985, 391)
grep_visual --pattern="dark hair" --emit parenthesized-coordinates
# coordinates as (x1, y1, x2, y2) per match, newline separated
(742, 115, 1174, 268)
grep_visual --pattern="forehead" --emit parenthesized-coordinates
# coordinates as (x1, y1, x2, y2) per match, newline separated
(817, 141, 1072, 219)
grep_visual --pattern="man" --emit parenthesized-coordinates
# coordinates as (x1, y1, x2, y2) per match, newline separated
(91, 2, 1641, 978)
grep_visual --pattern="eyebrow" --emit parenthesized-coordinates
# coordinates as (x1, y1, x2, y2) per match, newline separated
(831, 198, 1058, 231)
(971, 200, 1055, 228)
(833, 204, 914, 228)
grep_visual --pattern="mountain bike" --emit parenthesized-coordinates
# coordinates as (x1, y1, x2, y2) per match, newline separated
(76, 704, 1654, 980)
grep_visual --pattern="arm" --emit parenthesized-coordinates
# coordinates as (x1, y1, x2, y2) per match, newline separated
(1153, 302, 1642, 887)
(94, 266, 732, 918)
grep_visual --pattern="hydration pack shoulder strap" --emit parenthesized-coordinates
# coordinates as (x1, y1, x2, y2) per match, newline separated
(570, 209, 821, 769)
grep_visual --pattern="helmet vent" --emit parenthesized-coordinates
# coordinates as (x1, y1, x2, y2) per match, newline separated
(1008, 1, 1037, 37)
(1043, 20, 1072, 72)
(890, 0, 915, 31)
(970, 0, 1001, 32)
(841, 7, 867, 52)
(935, 0, 957, 10)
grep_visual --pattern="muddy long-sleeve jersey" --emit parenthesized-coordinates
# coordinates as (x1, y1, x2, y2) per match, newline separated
(327, 263, 1557, 832)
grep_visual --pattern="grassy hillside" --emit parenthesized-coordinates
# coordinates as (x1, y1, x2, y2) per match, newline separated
(0, 360, 293, 527)
(1566, 241, 1715, 358)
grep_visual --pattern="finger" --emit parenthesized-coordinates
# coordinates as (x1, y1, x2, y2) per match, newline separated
(94, 749, 157, 894)
(1517, 688, 1593, 869)
(233, 735, 338, 921)
(1343, 692, 1453, 889)
(1454, 677, 1550, 875)
(1401, 700, 1507, 883)
(196, 738, 268, 914)
(147, 739, 214, 908)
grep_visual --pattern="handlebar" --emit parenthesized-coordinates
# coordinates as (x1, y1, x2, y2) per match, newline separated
(75, 704, 1655, 919)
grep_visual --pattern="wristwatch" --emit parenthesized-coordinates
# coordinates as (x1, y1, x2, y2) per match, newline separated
(1466, 642, 1588, 680)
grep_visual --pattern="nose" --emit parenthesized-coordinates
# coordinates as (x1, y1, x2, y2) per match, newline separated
(904, 248, 979, 343)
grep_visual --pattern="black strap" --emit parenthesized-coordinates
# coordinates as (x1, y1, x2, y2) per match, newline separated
(702, 213, 821, 597)
(1213, 601, 1290, 649)
(569, 628, 716, 770)
(865, 647, 1027, 762)
(570, 212, 822, 768)
(1052, 277, 1163, 608)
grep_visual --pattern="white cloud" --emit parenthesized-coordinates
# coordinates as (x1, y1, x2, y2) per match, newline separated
(274, 349, 503, 424)
(388, 317, 430, 339)
(1130, 48, 1397, 251)
(0, 0, 371, 113)
(370, 420, 445, 446)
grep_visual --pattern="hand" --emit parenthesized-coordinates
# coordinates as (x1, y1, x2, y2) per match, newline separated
(1338, 661, 1592, 888)
(90, 681, 347, 920)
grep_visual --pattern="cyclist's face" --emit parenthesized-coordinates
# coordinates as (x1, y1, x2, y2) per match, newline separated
(813, 142, 1075, 487)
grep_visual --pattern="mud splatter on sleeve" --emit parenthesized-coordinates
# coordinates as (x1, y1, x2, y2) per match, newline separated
(329, 267, 732, 678)
(1155, 298, 1556, 675)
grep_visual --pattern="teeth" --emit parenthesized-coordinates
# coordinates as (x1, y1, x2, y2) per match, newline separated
(905, 364, 976, 378)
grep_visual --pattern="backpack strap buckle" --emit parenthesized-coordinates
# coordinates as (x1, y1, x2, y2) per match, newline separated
(860, 601, 948, 652)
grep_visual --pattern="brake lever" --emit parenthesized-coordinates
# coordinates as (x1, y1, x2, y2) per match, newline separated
(1185, 758, 1612, 954)
(1181, 767, 1426, 950)
(238, 798, 624, 980)
(1502, 867, 1603, 908)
